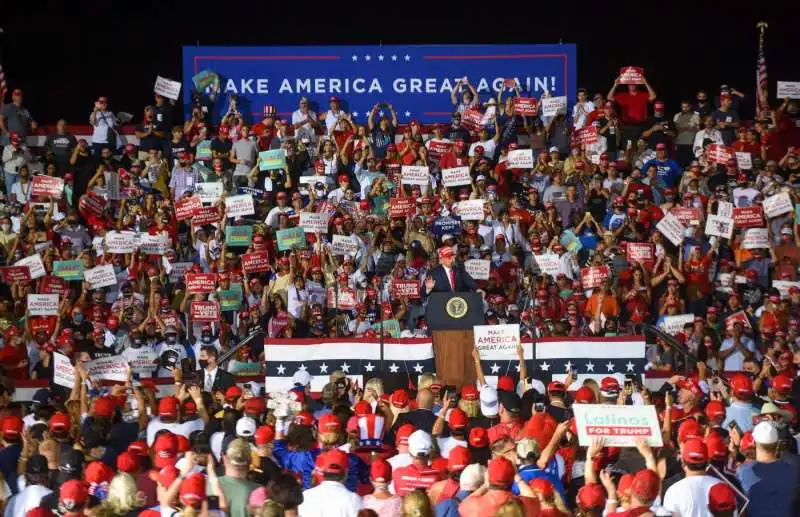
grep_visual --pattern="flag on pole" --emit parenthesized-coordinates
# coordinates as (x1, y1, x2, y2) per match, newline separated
(0, 63, 6, 99)
(757, 22, 769, 109)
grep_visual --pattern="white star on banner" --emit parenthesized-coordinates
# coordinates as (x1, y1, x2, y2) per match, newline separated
(586, 362, 595, 372)
(351, 111, 359, 118)
(404, 110, 411, 118)
(365, 54, 371, 61)
(606, 361, 615, 372)
(539, 362, 550, 372)
(319, 363, 328, 374)
(515, 364, 521, 372)
(404, 54, 411, 61)
(564, 361, 573, 372)
(298, 364, 307, 372)
(364, 362, 375, 372)
(351, 55, 358, 62)
(490, 363, 501, 374)
(276, 364, 286, 375)
(391, 55, 398, 61)
(379, 111, 385, 117)
(626, 361, 636, 372)
(389, 363, 399, 373)
(378, 54, 385, 61)
(413, 363, 424, 373)
(340, 362, 351, 373)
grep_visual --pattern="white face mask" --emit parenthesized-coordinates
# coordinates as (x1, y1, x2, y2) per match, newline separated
(1, 224, 10, 232)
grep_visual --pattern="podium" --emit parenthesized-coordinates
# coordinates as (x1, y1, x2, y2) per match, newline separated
(426, 293, 485, 388)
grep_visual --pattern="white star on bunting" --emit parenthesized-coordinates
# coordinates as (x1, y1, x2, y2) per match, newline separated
(298, 364, 307, 372)
(351, 55, 358, 62)
(625, 361, 636, 372)
(413, 363, 424, 373)
(276, 364, 286, 375)
(364, 362, 375, 372)
(378, 54, 384, 61)
(351, 111, 359, 118)
(564, 361, 573, 372)
(606, 361, 615, 372)
(404, 55, 411, 61)
(490, 363, 501, 374)
(319, 363, 328, 374)
(389, 363, 399, 373)
(365, 54, 371, 61)
(586, 362, 595, 372)
(340, 362, 351, 373)
(404, 110, 411, 118)
(539, 362, 550, 372)
(379, 111, 385, 117)
(391, 55, 398, 61)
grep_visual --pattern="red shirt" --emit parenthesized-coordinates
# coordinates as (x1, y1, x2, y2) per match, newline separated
(439, 152, 468, 170)
(459, 490, 539, 517)
(392, 463, 444, 496)
(614, 91, 650, 125)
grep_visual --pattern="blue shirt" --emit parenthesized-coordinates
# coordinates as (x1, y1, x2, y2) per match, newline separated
(737, 460, 798, 517)
(512, 462, 566, 499)
(723, 400, 757, 433)
(0, 443, 21, 494)
(272, 440, 368, 492)
(371, 128, 395, 158)
(642, 158, 682, 187)
(435, 489, 471, 517)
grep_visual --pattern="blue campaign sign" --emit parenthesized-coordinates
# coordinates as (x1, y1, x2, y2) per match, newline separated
(182, 44, 577, 123)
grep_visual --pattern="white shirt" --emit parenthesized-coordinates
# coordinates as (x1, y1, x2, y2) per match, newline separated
(10, 181, 32, 203)
(204, 367, 219, 392)
(441, 266, 455, 290)
(572, 101, 596, 129)
(291, 109, 318, 143)
(719, 336, 756, 372)
(146, 418, 184, 447)
(298, 480, 362, 517)
(662, 475, 720, 517)
(387, 452, 412, 471)
(91, 111, 116, 144)
(468, 139, 497, 160)
(436, 436, 467, 459)
(693, 128, 723, 157)
(323, 110, 348, 135)
(4, 485, 52, 517)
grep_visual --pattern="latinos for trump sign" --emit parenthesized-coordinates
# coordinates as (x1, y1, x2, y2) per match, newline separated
(183, 44, 577, 123)
(573, 404, 662, 447)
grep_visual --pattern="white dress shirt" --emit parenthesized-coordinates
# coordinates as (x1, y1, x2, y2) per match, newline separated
(204, 367, 218, 392)
(298, 480, 362, 517)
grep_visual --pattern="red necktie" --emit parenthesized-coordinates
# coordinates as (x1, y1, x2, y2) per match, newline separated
(450, 269, 456, 291)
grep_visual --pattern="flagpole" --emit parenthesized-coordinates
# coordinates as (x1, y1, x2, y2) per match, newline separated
(756, 21, 768, 111)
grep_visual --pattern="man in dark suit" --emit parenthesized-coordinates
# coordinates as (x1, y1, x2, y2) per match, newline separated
(198, 345, 236, 394)
(421, 246, 477, 296)
(386, 388, 438, 445)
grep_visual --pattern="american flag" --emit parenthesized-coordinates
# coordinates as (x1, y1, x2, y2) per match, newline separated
(757, 23, 768, 108)
(0, 63, 6, 98)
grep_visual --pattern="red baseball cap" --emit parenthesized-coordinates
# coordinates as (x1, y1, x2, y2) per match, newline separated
(577, 483, 607, 511)
(678, 418, 704, 443)
(2, 415, 23, 439)
(157, 466, 180, 489)
(708, 483, 737, 513)
(85, 461, 114, 484)
(547, 381, 566, 394)
(487, 456, 515, 486)
(153, 433, 179, 468)
(740, 431, 755, 451)
(49, 412, 70, 433)
(255, 425, 276, 446)
(461, 385, 478, 401)
(681, 437, 708, 464)
(316, 449, 348, 475)
(370, 459, 392, 483)
(704, 434, 728, 462)
(630, 469, 660, 502)
(573, 386, 596, 403)
(730, 373, 754, 399)
(448, 446, 471, 472)
(395, 424, 416, 447)
(773, 374, 793, 395)
(59, 479, 89, 511)
(497, 375, 515, 392)
(448, 409, 468, 431)
(353, 400, 372, 417)
(225, 386, 243, 401)
(318, 413, 342, 434)
(116, 451, 139, 473)
(293, 411, 314, 427)
(179, 473, 207, 508)
(128, 441, 149, 456)
(158, 397, 179, 418)
(469, 427, 489, 448)
(391, 389, 410, 409)
(704, 400, 726, 421)
(93, 397, 116, 418)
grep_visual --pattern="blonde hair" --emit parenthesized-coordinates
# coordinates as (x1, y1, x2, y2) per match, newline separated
(318, 431, 341, 448)
(401, 491, 433, 517)
(257, 501, 285, 517)
(583, 379, 601, 403)
(494, 498, 525, 517)
(364, 377, 384, 402)
(93, 473, 139, 517)
(458, 398, 479, 418)
(417, 374, 436, 392)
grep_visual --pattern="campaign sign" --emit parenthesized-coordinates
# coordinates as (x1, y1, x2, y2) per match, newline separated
(259, 149, 287, 171)
(541, 96, 567, 117)
(460, 108, 485, 132)
(513, 97, 539, 116)
(464, 259, 491, 280)
(53, 261, 84, 281)
(276, 227, 306, 251)
(79, 192, 107, 216)
(84, 264, 117, 289)
(656, 212, 686, 246)
(41, 276, 68, 296)
(457, 199, 485, 221)
(707, 144, 734, 165)
(225, 225, 253, 247)
(534, 254, 561, 276)
(717, 201, 734, 219)
(105, 231, 137, 254)
(195, 182, 223, 204)
(573, 404, 662, 447)
(430, 216, 462, 236)
(54, 353, 75, 389)
(87, 356, 129, 382)
(427, 140, 454, 161)
(176, 195, 202, 220)
(183, 44, 577, 123)
(474, 324, 520, 360)
(762, 192, 793, 218)
(190, 301, 221, 322)
(225, 195, 256, 218)
(441, 166, 471, 187)
(241, 252, 271, 273)
(777, 81, 800, 99)
(559, 230, 583, 253)
(192, 68, 219, 90)
(659, 314, 695, 335)
(741, 228, 769, 249)
(154, 76, 182, 100)
(391, 279, 421, 299)
(507, 149, 534, 169)
(193, 206, 220, 225)
(167, 262, 193, 284)
(389, 197, 415, 218)
(626, 243, 654, 262)
(16, 254, 46, 280)
(196, 140, 212, 161)
(127, 348, 159, 376)
(31, 176, 64, 199)
(573, 125, 599, 145)
(139, 234, 169, 255)
(735, 152, 752, 170)
(773, 280, 800, 299)
(704, 215, 734, 239)
(28, 294, 59, 316)
(219, 284, 244, 312)
(581, 265, 610, 289)
(185, 273, 217, 294)
(329, 234, 357, 256)
(0, 266, 31, 283)
(401, 166, 430, 186)
(733, 206, 764, 228)
(299, 212, 329, 234)
(618, 66, 645, 84)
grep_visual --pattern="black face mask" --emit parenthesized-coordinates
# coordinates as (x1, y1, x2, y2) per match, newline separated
(166, 336, 177, 345)
(198, 360, 209, 370)
(201, 336, 212, 344)
(133, 339, 144, 348)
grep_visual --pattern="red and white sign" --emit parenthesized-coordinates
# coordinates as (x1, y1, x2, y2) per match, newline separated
(474, 324, 521, 360)
(139, 234, 169, 255)
(87, 356, 129, 382)
(513, 97, 539, 116)
(762, 192, 793, 218)
(175, 195, 202, 221)
(401, 166, 430, 186)
(581, 265, 610, 289)
(326, 288, 357, 310)
(299, 212, 329, 234)
(533, 254, 561, 276)
(185, 273, 217, 294)
(707, 144, 734, 165)
(190, 301, 221, 322)
(0, 266, 31, 283)
(15, 254, 46, 280)
(442, 166, 471, 187)
(733, 206, 764, 228)
(31, 176, 65, 199)
(54, 352, 75, 389)
(626, 243, 655, 262)
(464, 259, 491, 280)
(154, 76, 182, 101)
(573, 125, 599, 145)
(27, 294, 59, 316)
(241, 252, 271, 274)
(84, 264, 117, 289)
(735, 152, 752, 170)
(391, 279, 421, 299)
(225, 195, 256, 218)
(331, 235, 359, 256)
(79, 193, 107, 216)
(508, 149, 534, 169)
(670, 207, 702, 226)
(192, 206, 220, 225)
(777, 81, 800, 99)
(389, 197, 415, 218)
(460, 109, 484, 132)
(574, 404, 662, 447)
(618, 67, 645, 85)
(41, 276, 68, 296)
(427, 140, 454, 161)
(541, 96, 567, 117)
(105, 231, 137, 254)
(726, 310, 752, 331)
(457, 199, 485, 221)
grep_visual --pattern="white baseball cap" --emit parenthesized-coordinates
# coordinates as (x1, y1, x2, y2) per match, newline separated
(460, 464, 486, 491)
(480, 386, 499, 418)
(408, 430, 432, 457)
(752, 421, 778, 445)
(292, 370, 312, 387)
(236, 417, 257, 437)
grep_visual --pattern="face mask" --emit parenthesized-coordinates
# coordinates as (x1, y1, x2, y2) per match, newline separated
(166, 336, 177, 345)
(1, 224, 9, 232)
(113, 265, 122, 274)
(198, 360, 209, 370)
(73, 314, 83, 324)
(201, 336, 212, 344)
(133, 339, 144, 348)
(485, 216, 493, 224)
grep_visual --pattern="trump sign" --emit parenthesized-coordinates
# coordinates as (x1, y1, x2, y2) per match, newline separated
(183, 44, 577, 123)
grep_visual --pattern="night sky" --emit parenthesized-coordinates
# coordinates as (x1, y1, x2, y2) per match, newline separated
(3, 2, 798, 125)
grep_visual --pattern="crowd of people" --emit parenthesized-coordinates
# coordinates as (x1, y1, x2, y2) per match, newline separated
(0, 62, 797, 516)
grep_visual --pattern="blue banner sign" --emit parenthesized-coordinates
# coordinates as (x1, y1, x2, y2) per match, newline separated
(182, 44, 577, 123)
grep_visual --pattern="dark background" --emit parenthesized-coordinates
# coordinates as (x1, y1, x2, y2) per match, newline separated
(2, 1, 797, 125)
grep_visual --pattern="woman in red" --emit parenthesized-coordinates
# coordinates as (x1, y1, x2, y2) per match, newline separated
(0, 327, 29, 379)
(683, 239, 719, 316)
